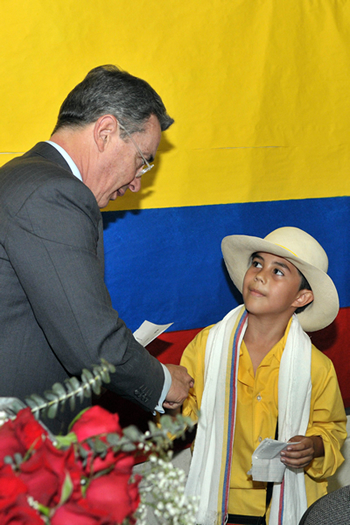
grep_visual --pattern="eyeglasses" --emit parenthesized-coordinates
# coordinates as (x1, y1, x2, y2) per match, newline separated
(118, 121, 154, 178)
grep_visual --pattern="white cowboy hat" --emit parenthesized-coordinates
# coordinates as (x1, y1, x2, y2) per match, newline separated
(221, 226, 339, 332)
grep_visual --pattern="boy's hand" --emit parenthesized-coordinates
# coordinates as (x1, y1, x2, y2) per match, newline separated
(280, 435, 324, 469)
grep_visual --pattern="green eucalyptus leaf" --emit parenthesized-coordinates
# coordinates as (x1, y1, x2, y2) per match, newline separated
(64, 380, 75, 394)
(47, 401, 59, 419)
(148, 421, 159, 436)
(14, 453, 23, 466)
(82, 368, 94, 382)
(7, 359, 122, 422)
(99, 369, 111, 384)
(121, 443, 137, 452)
(83, 383, 92, 398)
(92, 438, 108, 454)
(52, 383, 66, 398)
(8, 399, 26, 415)
(122, 425, 142, 441)
(77, 386, 85, 404)
(69, 395, 76, 412)
(158, 414, 173, 429)
(31, 409, 41, 420)
(27, 394, 46, 408)
(67, 376, 81, 390)
(59, 398, 67, 412)
(90, 376, 102, 395)
(44, 392, 60, 402)
(91, 383, 102, 396)
(24, 397, 38, 410)
(92, 366, 103, 378)
(177, 413, 196, 428)
(86, 438, 95, 450)
(78, 444, 89, 459)
(106, 433, 122, 446)
(100, 358, 116, 374)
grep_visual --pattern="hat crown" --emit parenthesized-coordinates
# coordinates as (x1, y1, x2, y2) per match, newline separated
(264, 227, 329, 273)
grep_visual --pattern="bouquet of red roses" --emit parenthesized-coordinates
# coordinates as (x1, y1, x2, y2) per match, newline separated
(0, 361, 197, 525)
(0, 405, 142, 524)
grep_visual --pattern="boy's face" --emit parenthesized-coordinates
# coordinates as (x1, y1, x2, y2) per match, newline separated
(242, 252, 310, 319)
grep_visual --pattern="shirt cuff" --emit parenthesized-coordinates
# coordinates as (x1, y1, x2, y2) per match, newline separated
(153, 363, 172, 414)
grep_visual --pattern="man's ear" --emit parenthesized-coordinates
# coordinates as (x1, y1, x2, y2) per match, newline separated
(292, 289, 314, 309)
(93, 115, 118, 152)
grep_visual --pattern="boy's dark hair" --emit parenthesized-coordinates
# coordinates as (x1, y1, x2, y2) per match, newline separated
(296, 270, 313, 314)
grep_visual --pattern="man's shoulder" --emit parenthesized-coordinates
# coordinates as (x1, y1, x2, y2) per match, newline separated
(0, 142, 97, 216)
(0, 142, 73, 183)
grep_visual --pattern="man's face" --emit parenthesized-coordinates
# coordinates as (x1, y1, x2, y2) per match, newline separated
(242, 252, 304, 320)
(93, 114, 161, 208)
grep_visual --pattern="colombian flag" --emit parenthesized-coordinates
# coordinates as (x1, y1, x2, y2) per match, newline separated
(101, 2, 350, 418)
(0, 2, 349, 417)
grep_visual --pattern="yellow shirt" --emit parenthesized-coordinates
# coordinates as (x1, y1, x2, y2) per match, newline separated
(181, 321, 347, 517)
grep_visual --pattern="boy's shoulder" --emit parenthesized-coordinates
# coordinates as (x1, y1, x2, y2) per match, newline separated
(182, 324, 216, 363)
(185, 324, 215, 351)
(310, 342, 336, 375)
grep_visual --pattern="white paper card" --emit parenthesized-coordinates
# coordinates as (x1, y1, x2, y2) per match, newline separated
(133, 320, 174, 347)
(248, 438, 299, 482)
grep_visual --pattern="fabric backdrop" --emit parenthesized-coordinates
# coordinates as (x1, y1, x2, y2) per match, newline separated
(0, 1, 349, 412)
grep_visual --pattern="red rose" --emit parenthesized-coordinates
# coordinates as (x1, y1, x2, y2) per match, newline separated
(0, 494, 43, 525)
(0, 464, 28, 511)
(0, 408, 47, 462)
(71, 406, 122, 440)
(72, 406, 123, 475)
(12, 408, 48, 450)
(18, 439, 82, 507)
(113, 452, 137, 473)
(51, 499, 113, 525)
(79, 449, 118, 476)
(85, 465, 141, 524)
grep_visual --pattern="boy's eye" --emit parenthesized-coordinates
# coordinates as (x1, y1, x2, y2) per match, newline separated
(274, 268, 284, 276)
(252, 260, 262, 268)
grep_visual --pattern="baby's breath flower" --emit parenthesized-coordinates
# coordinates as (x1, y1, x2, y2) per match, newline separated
(135, 453, 199, 525)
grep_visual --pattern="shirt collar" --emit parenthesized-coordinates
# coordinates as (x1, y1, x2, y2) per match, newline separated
(46, 140, 82, 182)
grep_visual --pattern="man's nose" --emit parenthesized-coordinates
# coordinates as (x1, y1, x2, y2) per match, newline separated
(128, 176, 142, 193)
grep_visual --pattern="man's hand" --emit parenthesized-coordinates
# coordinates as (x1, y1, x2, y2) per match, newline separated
(163, 363, 194, 410)
(280, 435, 324, 469)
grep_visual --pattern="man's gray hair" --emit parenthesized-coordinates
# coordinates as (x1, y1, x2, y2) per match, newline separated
(52, 65, 174, 135)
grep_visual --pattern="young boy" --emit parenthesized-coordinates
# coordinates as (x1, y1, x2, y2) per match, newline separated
(181, 227, 347, 525)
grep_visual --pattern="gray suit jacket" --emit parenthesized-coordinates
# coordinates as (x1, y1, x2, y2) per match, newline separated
(0, 142, 164, 431)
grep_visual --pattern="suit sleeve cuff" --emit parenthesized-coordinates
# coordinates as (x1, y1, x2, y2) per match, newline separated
(153, 363, 172, 414)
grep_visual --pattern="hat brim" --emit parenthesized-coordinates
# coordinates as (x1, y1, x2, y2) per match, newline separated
(221, 235, 339, 332)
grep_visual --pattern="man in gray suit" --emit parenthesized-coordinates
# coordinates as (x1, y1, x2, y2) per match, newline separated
(0, 65, 193, 432)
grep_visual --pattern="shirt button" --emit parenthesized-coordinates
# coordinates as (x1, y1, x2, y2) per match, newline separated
(258, 436, 262, 442)
(257, 394, 262, 401)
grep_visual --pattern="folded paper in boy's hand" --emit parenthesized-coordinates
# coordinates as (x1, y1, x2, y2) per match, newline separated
(248, 438, 300, 482)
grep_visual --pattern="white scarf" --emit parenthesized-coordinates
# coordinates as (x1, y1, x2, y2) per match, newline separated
(185, 305, 312, 525)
